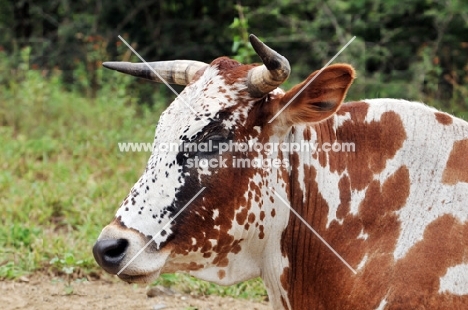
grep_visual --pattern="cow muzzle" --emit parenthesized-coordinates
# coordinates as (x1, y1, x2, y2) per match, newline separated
(93, 238, 129, 274)
(92, 224, 170, 283)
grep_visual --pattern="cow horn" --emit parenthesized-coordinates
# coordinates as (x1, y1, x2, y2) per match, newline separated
(102, 60, 209, 85)
(247, 34, 291, 97)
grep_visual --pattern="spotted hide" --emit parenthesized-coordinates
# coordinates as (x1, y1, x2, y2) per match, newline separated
(93, 35, 468, 309)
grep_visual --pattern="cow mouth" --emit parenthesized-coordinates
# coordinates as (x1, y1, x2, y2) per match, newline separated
(94, 223, 173, 284)
(117, 270, 161, 284)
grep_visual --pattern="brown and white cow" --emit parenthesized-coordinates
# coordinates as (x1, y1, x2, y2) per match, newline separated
(93, 35, 468, 309)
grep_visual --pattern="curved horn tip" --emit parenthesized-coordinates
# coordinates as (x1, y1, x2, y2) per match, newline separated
(249, 34, 259, 43)
(248, 34, 264, 54)
(102, 61, 113, 69)
(248, 35, 289, 73)
(102, 61, 129, 70)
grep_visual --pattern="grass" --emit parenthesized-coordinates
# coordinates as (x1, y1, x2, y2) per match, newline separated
(0, 51, 268, 301)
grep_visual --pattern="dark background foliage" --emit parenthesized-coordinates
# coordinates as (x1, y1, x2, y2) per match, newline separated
(2, 0, 468, 113)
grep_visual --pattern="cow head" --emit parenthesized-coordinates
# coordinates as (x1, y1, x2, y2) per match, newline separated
(93, 35, 355, 289)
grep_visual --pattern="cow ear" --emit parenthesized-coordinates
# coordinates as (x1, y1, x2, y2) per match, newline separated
(279, 64, 355, 125)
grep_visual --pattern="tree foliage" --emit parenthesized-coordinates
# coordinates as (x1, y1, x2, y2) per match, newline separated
(2, 0, 468, 114)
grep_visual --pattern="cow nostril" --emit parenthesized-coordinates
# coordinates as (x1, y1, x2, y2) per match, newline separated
(93, 239, 129, 273)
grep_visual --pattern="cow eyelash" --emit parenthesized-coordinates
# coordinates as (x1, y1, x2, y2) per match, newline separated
(196, 135, 227, 156)
(203, 134, 225, 142)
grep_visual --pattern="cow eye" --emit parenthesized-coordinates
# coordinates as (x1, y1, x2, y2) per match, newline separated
(207, 135, 225, 143)
(198, 135, 226, 156)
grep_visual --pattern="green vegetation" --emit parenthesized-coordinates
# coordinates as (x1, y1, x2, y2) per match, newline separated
(3, 1, 468, 112)
(154, 273, 266, 300)
(0, 48, 155, 278)
(0, 0, 467, 302)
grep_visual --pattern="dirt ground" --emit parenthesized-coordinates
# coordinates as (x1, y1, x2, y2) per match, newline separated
(0, 275, 272, 310)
